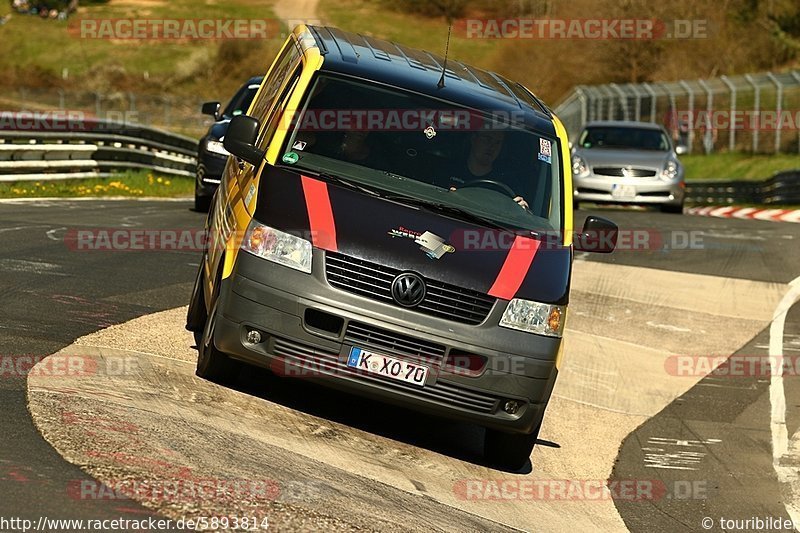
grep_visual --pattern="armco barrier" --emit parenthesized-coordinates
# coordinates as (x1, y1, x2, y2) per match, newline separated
(685, 170, 800, 205)
(0, 117, 197, 181)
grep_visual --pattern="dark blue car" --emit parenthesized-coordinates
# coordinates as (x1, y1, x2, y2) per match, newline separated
(195, 76, 264, 211)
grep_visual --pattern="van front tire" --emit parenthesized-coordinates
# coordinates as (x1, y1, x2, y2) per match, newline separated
(196, 290, 242, 384)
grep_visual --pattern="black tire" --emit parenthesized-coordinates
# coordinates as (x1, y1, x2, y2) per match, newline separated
(484, 421, 542, 471)
(194, 193, 211, 212)
(186, 262, 206, 333)
(195, 281, 241, 384)
(660, 202, 684, 214)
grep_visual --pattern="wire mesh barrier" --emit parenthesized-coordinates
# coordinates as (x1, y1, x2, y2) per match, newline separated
(1, 87, 210, 138)
(685, 171, 800, 205)
(0, 116, 197, 181)
(554, 70, 800, 154)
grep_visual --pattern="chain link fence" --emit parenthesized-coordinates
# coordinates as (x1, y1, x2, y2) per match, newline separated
(554, 70, 800, 154)
(0, 87, 210, 139)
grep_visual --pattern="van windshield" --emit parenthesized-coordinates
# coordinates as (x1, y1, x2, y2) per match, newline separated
(282, 75, 562, 234)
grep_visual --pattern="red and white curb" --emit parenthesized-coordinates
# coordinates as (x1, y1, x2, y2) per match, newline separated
(687, 206, 800, 223)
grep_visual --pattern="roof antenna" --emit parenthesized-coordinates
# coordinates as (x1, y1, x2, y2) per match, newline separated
(437, 22, 452, 89)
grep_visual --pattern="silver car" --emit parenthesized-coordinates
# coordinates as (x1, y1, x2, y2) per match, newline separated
(571, 121, 685, 213)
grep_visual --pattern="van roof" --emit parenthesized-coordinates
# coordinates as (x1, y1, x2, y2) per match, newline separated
(307, 25, 556, 137)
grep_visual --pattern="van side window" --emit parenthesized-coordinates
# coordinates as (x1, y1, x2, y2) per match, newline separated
(257, 66, 303, 151)
(249, 40, 302, 137)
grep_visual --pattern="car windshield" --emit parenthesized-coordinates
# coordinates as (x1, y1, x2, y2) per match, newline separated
(579, 126, 670, 151)
(281, 75, 562, 234)
(221, 82, 261, 119)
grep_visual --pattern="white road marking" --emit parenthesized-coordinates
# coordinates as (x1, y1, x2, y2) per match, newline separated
(645, 321, 692, 332)
(770, 275, 800, 529)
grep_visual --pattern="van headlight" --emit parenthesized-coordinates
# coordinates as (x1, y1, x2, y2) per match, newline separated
(499, 299, 566, 337)
(241, 221, 312, 273)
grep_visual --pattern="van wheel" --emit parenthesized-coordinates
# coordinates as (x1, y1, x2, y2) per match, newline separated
(484, 421, 542, 471)
(196, 288, 241, 384)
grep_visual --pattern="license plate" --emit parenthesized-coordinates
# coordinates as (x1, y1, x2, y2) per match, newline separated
(347, 347, 428, 387)
(611, 184, 636, 199)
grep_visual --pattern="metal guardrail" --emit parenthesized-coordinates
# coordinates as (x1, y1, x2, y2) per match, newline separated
(0, 118, 197, 182)
(686, 170, 800, 205)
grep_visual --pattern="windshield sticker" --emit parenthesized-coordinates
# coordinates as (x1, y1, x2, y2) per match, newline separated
(292, 140, 307, 151)
(538, 138, 552, 164)
(388, 226, 455, 260)
(423, 125, 437, 139)
(282, 152, 299, 164)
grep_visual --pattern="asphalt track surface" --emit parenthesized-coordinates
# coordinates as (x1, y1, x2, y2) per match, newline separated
(2, 198, 799, 531)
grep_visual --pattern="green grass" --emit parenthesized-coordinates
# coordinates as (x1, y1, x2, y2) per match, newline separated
(682, 153, 800, 181)
(0, 1, 283, 97)
(0, 171, 193, 198)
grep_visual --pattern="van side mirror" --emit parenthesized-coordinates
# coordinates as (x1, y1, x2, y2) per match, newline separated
(201, 101, 220, 120)
(223, 115, 265, 167)
(574, 216, 617, 253)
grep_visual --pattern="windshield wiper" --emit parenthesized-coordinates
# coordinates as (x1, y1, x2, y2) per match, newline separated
(382, 194, 520, 233)
(290, 167, 384, 197)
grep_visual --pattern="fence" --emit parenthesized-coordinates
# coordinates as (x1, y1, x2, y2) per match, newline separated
(554, 70, 800, 154)
(1, 87, 210, 139)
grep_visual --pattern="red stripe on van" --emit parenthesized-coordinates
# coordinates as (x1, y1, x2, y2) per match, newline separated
(301, 176, 338, 252)
(487, 236, 540, 300)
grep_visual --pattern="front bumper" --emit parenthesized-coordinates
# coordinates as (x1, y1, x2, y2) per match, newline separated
(574, 175, 684, 206)
(213, 250, 560, 434)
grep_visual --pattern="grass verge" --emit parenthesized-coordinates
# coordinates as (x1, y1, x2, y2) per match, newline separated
(682, 153, 800, 181)
(0, 171, 193, 198)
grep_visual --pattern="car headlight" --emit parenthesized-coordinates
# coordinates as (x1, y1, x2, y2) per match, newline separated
(241, 221, 312, 273)
(499, 299, 566, 337)
(661, 160, 680, 181)
(571, 154, 589, 177)
(206, 138, 229, 157)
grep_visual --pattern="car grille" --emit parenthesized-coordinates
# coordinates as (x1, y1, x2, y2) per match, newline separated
(272, 336, 500, 414)
(325, 252, 495, 325)
(593, 167, 656, 177)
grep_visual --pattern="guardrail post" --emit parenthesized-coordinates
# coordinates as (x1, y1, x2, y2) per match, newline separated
(698, 79, 714, 154)
(679, 80, 694, 154)
(745, 74, 760, 153)
(576, 87, 588, 128)
(767, 72, 783, 153)
(642, 82, 657, 123)
(601, 85, 616, 120)
(720, 75, 736, 152)
(610, 83, 629, 121)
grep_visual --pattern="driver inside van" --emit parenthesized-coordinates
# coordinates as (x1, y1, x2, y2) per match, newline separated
(446, 130, 530, 210)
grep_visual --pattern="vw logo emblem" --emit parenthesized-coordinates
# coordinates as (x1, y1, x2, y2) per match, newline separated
(391, 272, 426, 307)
